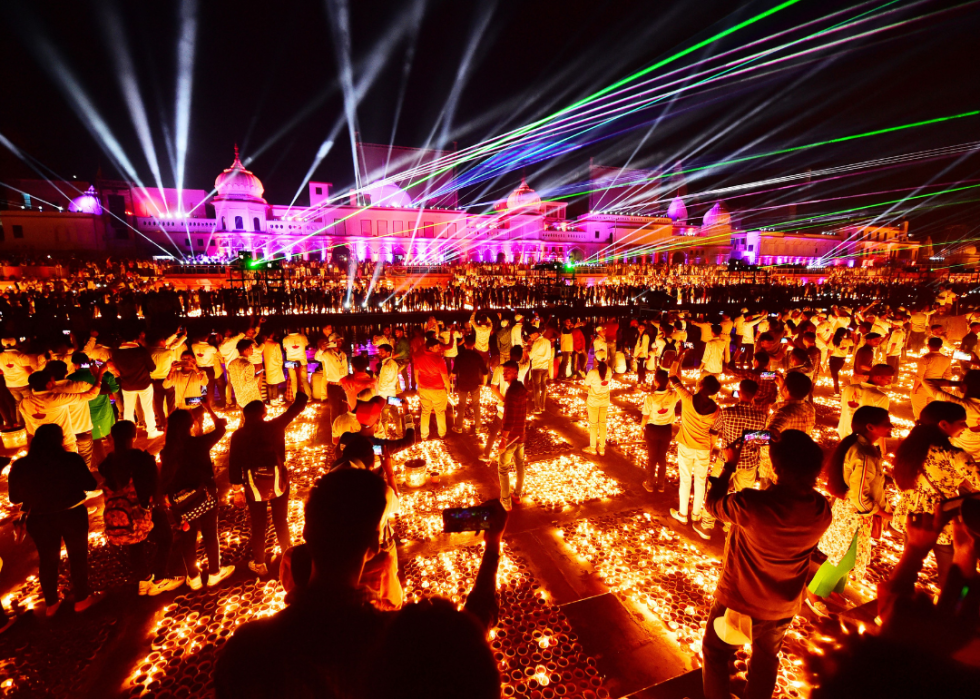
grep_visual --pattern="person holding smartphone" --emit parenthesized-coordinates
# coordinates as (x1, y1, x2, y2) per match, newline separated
(227, 340, 262, 409)
(164, 351, 210, 435)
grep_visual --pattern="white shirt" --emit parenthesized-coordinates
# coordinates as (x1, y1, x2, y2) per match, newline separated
(701, 337, 730, 374)
(584, 368, 612, 408)
(283, 333, 309, 363)
(642, 389, 679, 426)
(318, 349, 349, 383)
(376, 357, 401, 398)
(0, 349, 37, 388)
(529, 337, 552, 371)
(227, 357, 261, 408)
(192, 341, 220, 371)
(262, 342, 286, 385)
(838, 382, 890, 439)
(219, 333, 246, 365)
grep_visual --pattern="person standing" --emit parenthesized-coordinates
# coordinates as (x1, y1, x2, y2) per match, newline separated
(375, 344, 402, 401)
(99, 420, 184, 596)
(192, 332, 225, 408)
(0, 336, 39, 423)
(229, 392, 309, 576)
(452, 335, 487, 435)
(113, 327, 162, 439)
(149, 330, 186, 431)
(415, 338, 451, 441)
(640, 369, 680, 492)
(227, 339, 262, 409)
(838, 365, 892, 440)
(634, 322, 651, 384)
(68, 352, 120, 464)
(164, 350, 210, 434)
(317, 334, 349, 426)
(699, 324, 730, 380)
(527, 327, 552, 414)
(393, 327, 412, 392)
(495, 361, 528, 511)
(701, 430, 831, 699)
(283, 327, 311, 396)
(8, 424, 102, 616)
(159, 406, 234, 590)
(668, 365, 720, 526)
(483, 347, 528, 458)
(806, 406, 892, 616)
(892, 401, 980, 587)
(262, 333, 287, 403)
(582, 351, 613, 456)
(700, 377, 767, 505)
(827, 328, 854, 395)
(911, 337, 953, 419)
(23, 367, 106, 453)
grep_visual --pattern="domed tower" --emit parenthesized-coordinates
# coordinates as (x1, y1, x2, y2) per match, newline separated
(68, 185, 103, 215)
(702, 201, 731, 230)
(666, 196, 687, 223)
(212, 146, 268, 232)
(506, 177, 542, 213)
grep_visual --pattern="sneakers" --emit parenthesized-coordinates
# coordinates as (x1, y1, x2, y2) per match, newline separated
(248, 561, 269, 576)
(582, 446, 598, 455)
(642, 480, 654, 493)
(670, 508, 688, 524)
(148, 578, 184, 596)
(138, 578, 153, 596)
(500, 498, 513, 512)
(207, 565, 235, 587)
(186, 574, 203, 591)
(74, 592, 103, 613)
(692, 521, 713, 540)
(597, 447, 605, 456)
(511, 493, 522, 505)
(44, 599, 62, 618)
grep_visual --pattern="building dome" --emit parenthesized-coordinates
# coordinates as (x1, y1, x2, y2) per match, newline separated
(702, 201, 730, 228)
(666, 196, 687, 222)
(362, 181, 412, 208)
(68, 186, 102, 215)
(214, 146, 265, 201)
(506, 177, 541, 212)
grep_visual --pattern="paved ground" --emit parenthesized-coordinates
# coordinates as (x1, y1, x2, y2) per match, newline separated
(0, 365, 931, 699)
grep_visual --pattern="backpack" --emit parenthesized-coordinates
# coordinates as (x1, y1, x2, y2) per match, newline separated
(103, 481, 154, 545)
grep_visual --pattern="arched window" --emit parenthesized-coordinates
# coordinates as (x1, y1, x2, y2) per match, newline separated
(235, 216, 244, 230)
(221, 216, 226, 230)
(253, 217, 261, 231)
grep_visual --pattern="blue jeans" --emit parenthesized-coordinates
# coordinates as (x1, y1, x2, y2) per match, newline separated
(702, 600, 792, 699)
(497, 441, 525, 506)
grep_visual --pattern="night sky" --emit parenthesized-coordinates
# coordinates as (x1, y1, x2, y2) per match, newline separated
(1, 0, 977, 239)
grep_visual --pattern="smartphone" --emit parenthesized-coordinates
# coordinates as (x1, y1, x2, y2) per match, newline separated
(684, 342, 694, 349)
(743, 429, 772, 444)
(255, 367, 265, 374)
(62, 329, 71, 336)
(19, 337, 25, 342)
(79, 363, 91, 369)
(780, 338, 789, 344)
(284, 360, 298, 369)
(387, 396, 403, 406)
(373, 444, 383, 456)
(732, 389, 740, 399)
(954, 350, 972, 361)
(442, 505, 494, 533)
(185, 396, 203, 407)
(759, 371, 777, 379)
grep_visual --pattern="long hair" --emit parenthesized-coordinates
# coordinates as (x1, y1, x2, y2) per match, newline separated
(159, 409, 194, 492)
(832, 327, 848, 348)
(893, 401, 966, 490)
(826, 406, 889, 499)
(28, 423, 66, 460)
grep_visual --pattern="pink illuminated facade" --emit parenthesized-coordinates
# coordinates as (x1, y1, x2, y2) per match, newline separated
(0, 150, 915, 267)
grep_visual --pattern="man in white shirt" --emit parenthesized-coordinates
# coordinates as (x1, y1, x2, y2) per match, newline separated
(838, 364, 893, 440)
(0, 337, 39, 423)
(316, 335, 349, 425)
(511, 314, 524, 349)
(911, 337, 952, 419)
(283, 328, 310, 397)
(527, 328, 552, 414)
(219, 328, 247, 405)
(700, 324, 730, 379)
(482, 346, 528, 458)
(23, 366, 106, 452)
(164, 350, 209, 434)
(150, 330, 187, 427)
(227, 340, 263, 409)
(375, 344, 401, 400)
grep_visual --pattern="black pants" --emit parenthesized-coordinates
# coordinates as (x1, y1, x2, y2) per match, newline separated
(637, 359, 648, 385)
(327, 383, 346, 428)
(129, 508, 173, 581)
(151, 378, 175, 429)
(644, 423, 672, 488)
(828, 356, 846, 393)
(27, 505, 90, 605)
(247, 491, 292, 565)
(702, 600, 792, 699)
(178, 507, 220, 578)
(202, 367, 226, 407)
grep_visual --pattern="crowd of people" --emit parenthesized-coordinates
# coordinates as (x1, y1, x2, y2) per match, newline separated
(0, 258, 979, 697)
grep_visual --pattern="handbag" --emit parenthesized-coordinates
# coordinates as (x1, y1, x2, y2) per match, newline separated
(169, 486, 216, 529)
